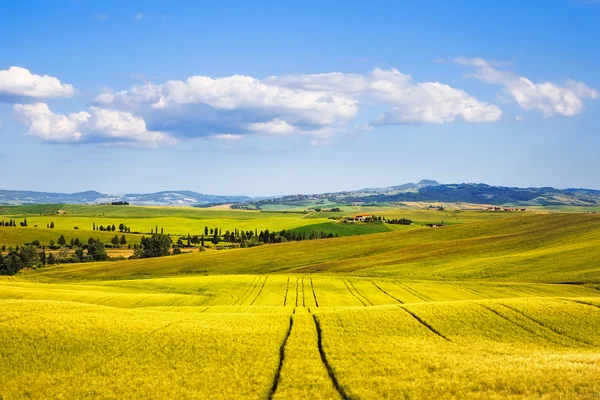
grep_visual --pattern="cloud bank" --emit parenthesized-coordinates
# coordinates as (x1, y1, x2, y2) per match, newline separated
(0, 66, 74, 99)
(455, 57, 598, 117)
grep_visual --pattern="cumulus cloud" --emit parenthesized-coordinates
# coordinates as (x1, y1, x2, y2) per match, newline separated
(0, 66, 74, 100)
(455, 57, 598, 117)
(13, 103, 175, 147)
(134, 12, 144, 20)
(92, 68, 500, 145)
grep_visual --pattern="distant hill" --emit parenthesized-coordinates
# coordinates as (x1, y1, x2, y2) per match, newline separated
(2, 180, 600, 207)
(0, 190, 252, 206)
(238, 180, 600, 209)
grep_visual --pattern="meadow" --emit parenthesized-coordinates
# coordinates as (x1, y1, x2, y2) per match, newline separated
(1, 211, 599, 399)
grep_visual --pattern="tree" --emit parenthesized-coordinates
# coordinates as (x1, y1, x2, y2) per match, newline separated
(139, 234, 172, 258)
(47, 253, 56, 265)
(41, 246, 46, 266)
(161, 227, 164, 234)
(23, 218, 27, 227)
(119, 223, 125, 232)
(57, 234, 67, 246)
(75, 247, 84, 261)
(93, 222, 96, 231)
(50, 222, 55, 229)
(187, 233, 191, 247)
(211, 232, 220, 245)
(111, 235, 120, 246)
(205, 226, 209, 235)
(111, 224, 116, 232)
(18, 245, 39, 266)
(87, 239, 108, 261)
(201, 235, 205, 247)
(119, 235, 127, 245)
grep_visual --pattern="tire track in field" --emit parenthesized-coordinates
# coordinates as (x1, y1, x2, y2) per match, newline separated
(451, 283, 493, 299)
(283, 277, 290, 306)
(341, 279, 366, 306)
(312, 315, 354, 400)
(266, 316, 294, 400)
(302, 278, 306, 307)
(238, 276, 263, 306)
(477, 304, 572, 347)
(295, 278, 299, 307)
(234, 276, 259, 306)
(310, 278, 319, 307)
(250, 276, 269, 306)
(561, 298, 600, 310)
(398, 306, 452, 342)
(499, 303, 594, 347)
(394, 282, 432, 302)
(347, 280, 374, 306)
(371, 281, 404, 304)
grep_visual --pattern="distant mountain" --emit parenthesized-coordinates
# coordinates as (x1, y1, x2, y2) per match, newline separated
(238, 180, 600, 209)
(0, 190, 252, 206)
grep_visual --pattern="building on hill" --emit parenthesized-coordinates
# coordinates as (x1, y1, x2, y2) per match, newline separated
(56, 210, 67, 215)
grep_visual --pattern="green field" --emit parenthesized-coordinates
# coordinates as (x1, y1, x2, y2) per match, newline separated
(0, 203, 524, 247)
(1, 212, 600, 398)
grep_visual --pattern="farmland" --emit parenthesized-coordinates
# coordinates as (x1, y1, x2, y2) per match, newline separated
(1, 212, 600, 398)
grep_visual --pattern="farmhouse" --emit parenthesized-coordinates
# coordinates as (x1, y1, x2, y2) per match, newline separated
(56, 210, 67, 215)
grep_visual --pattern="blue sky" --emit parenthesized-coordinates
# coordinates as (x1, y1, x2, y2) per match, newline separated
(1, 0, 599, 196)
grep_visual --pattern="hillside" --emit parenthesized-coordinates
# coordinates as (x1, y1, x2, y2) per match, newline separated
(0, 190, 252, 206)
(242, 180, 600, 209)
(29, 213, 600, 284)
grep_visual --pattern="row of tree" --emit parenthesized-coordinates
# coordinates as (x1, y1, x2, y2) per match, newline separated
(92, 223, 131, 232)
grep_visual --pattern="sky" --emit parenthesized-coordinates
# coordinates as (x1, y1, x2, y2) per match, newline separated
(1, 0, 599, 196)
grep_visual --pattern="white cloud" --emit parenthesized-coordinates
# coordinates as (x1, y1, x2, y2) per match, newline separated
(367, 68, 502, 124)
(13, 103, 88, 142)
(0, 66, 74, 99)
(455, 57, 598, 117)
(515, 115, 525, 122)
(134, 12, 143, 21)
(13, 103, 175, 147)
(94, 68, 500, 145)
(94, 13, 108, 20)
(209, 134, 244, 140)
(249, 119, 295, 134)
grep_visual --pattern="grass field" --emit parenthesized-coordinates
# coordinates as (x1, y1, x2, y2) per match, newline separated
(1, 211, 599, 399)
(0, 203, 528, 247)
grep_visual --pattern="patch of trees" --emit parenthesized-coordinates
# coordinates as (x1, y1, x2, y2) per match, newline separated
(386, 218, 413, 225)
(313, 207, 343, 212)
(110, 201, 129, 205)
(92, 222, 131, 232)
(0, 244, 46, 275)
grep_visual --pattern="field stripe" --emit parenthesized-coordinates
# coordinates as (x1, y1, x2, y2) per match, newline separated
(295, 278, 299, 307)
(341, 279, 366, 306)
(283, 277, 290, 306)
(477, 304, 571, 347)
(562, 298, 600, 310)
(499, 303, 594, 346)
(302, 278, 306, 307)
(396, 282, 433, 302)
(266, 316, 294, 400)
(393, 282, 430, 302)
(250, 276, 269, 306)
(239, 276, 263, 306)
(399, 306, 451, 342)
(310, 278, 319, 307)
(451, 283, 493, 299)
(235, 276, 259, 306)
(347, 280, 374, 306)
(371, 281, 403, 304)
(312, 315, 354, 400)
